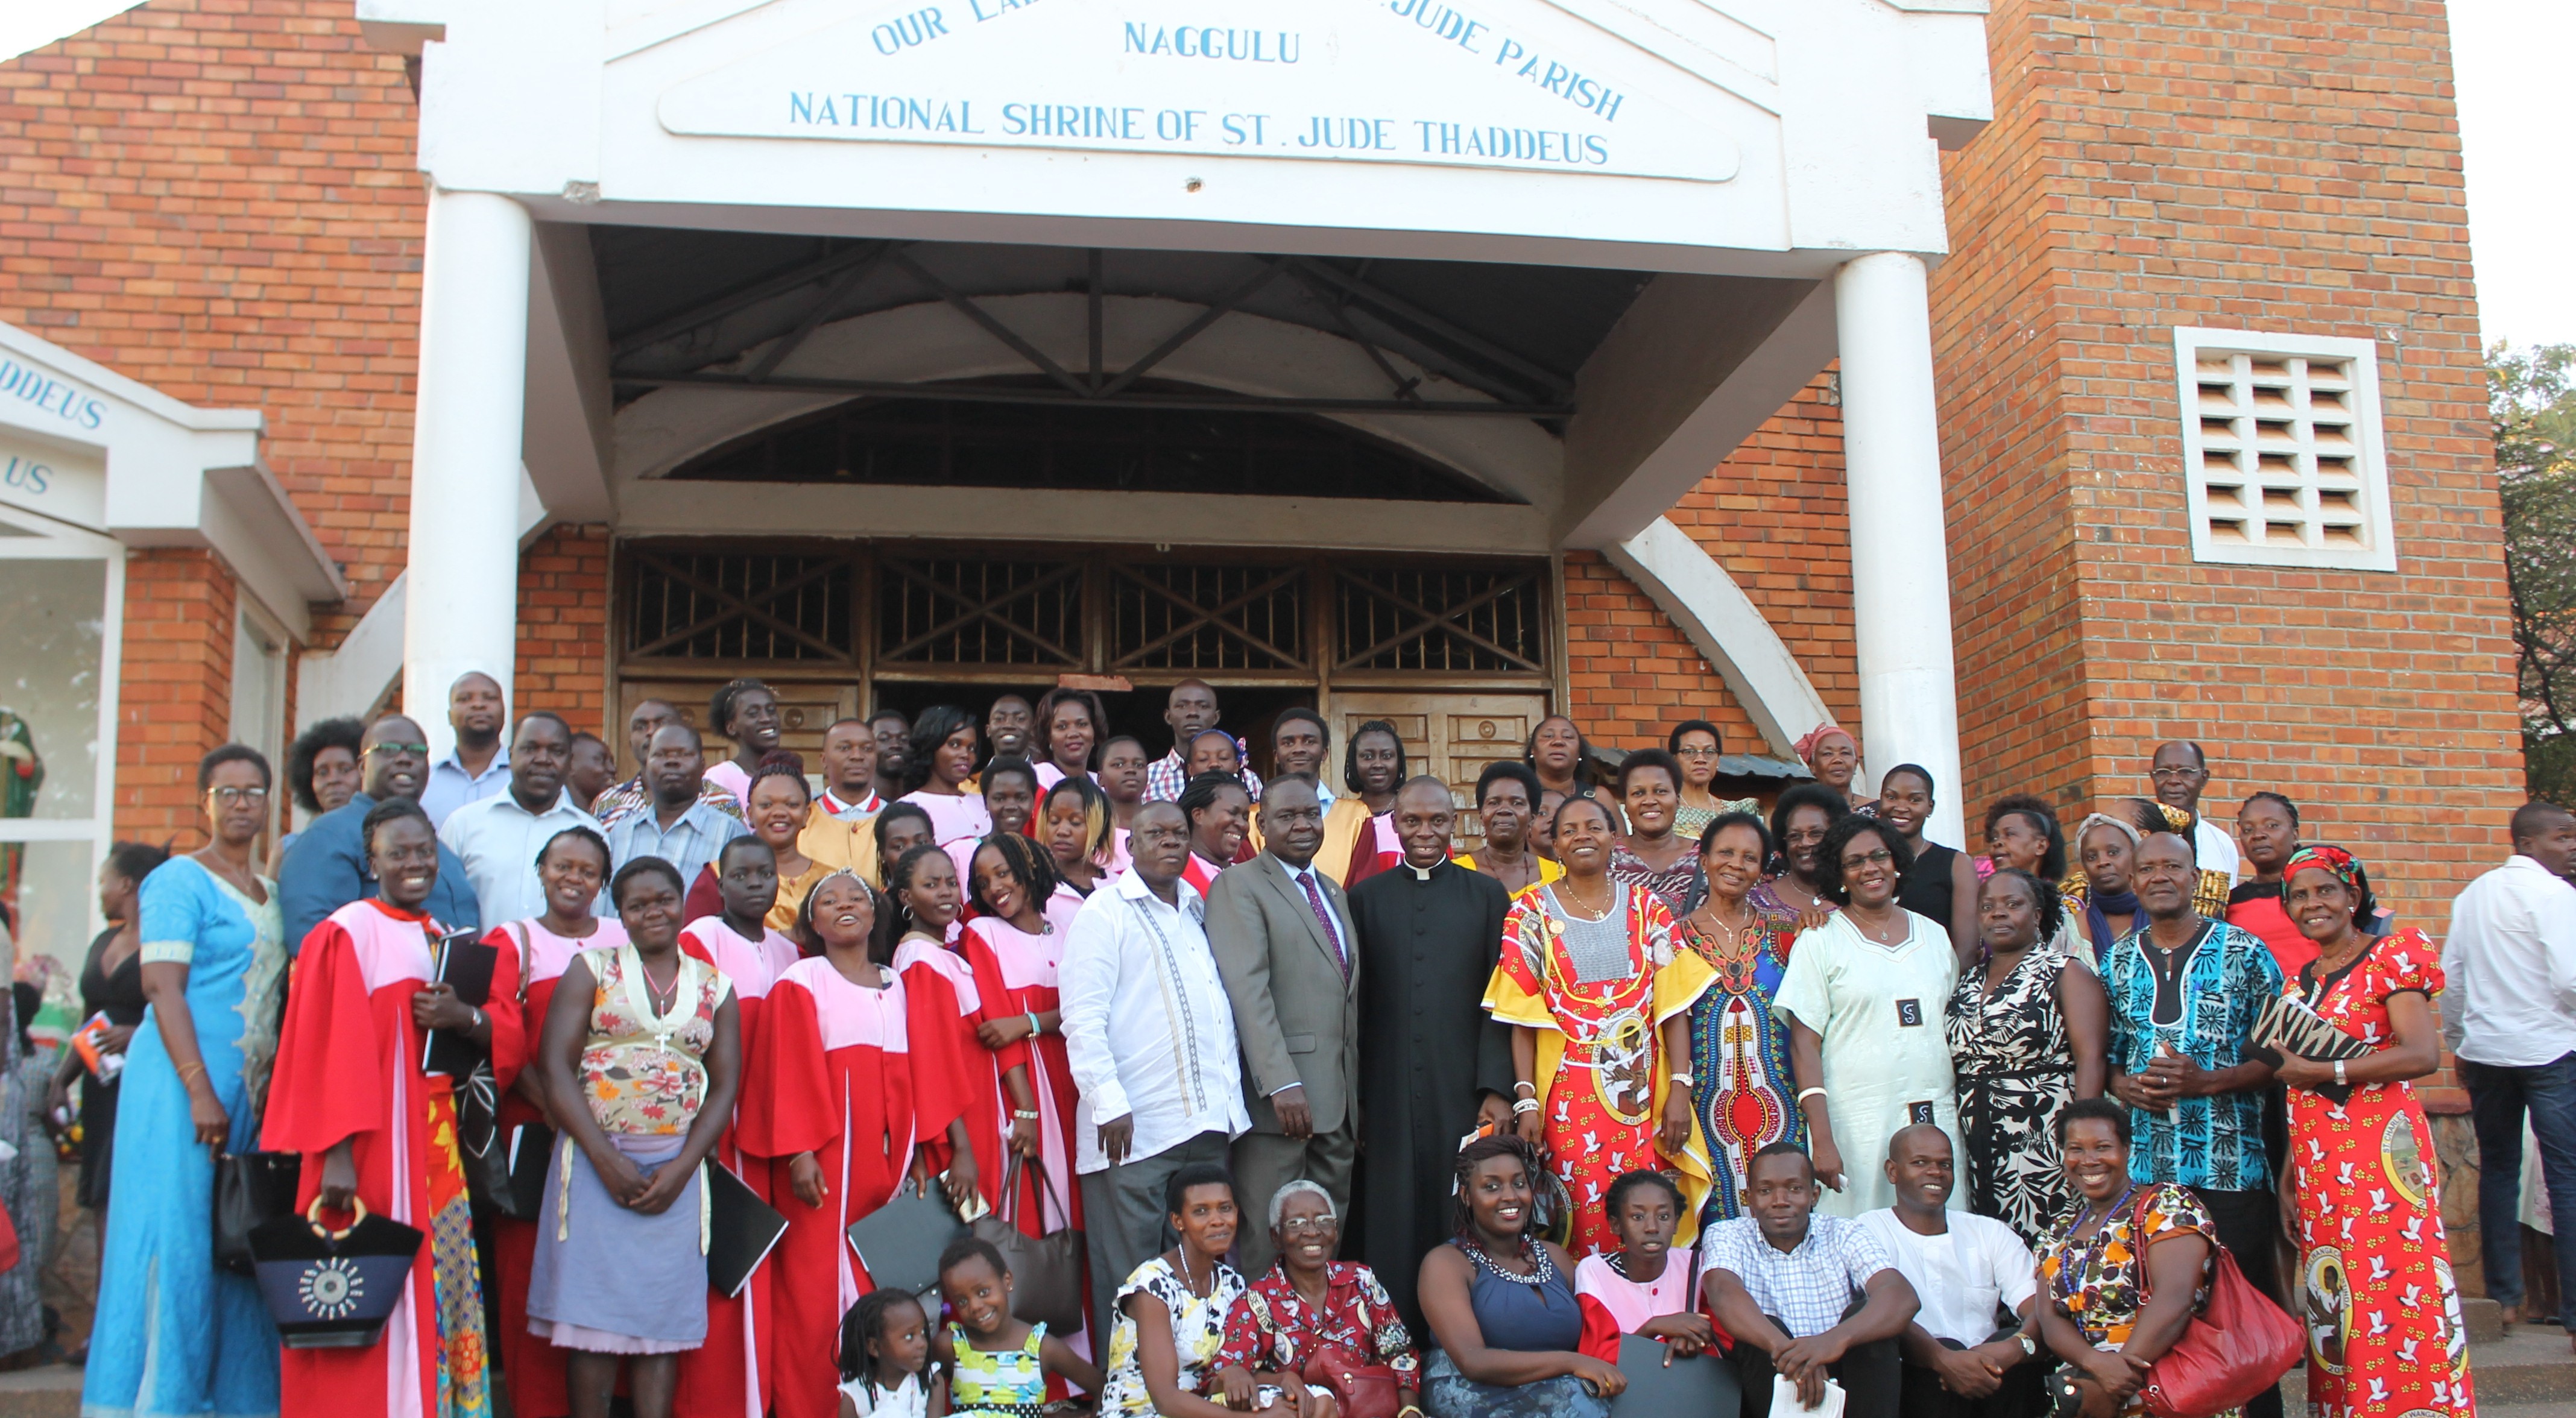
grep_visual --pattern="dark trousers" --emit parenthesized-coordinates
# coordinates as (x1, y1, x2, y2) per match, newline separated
(1076, 1130, 1232, 1337)
(2464, 1052, 2576, 1328)
(2188, 1186, 2284, 1418)
(1897, 1335, 2045, 1418)
(1731, 1303, 1902, 1418)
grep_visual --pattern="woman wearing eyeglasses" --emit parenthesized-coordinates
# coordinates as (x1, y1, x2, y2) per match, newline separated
(1774, 814, 1969, 1218)
(86, 746, 292, 1418)
(1666, 721, 1757, 843)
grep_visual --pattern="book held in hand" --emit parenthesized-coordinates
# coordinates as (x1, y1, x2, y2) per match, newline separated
(419, 928, 499, 1079)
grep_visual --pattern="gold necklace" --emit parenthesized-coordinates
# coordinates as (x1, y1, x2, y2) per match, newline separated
(1558, 878, 1614, 920)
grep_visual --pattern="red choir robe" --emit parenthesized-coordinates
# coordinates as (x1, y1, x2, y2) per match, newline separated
(958, 896, 1092, 1368)
(264, 898, 526, 1418)
(1342, 811, 1402, 887)
(486, 916, 626, 1418)
(892, 935, 1007, 1217)
(737, 959, 958, 1418)
(675, 917, 802, 1418)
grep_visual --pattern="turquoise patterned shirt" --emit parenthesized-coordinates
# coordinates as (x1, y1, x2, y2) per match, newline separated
(2100, 919, 2282, 1191)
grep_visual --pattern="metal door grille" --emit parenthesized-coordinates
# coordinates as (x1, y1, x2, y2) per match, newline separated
(1110, 563, 1306, 672)
(625, 550, 854, 661)
(1336, 566, 1545, 673)
(877, 556, 1084, 667)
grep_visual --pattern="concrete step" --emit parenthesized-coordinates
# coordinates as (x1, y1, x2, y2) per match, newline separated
(2282, 1323, 2576, 1410)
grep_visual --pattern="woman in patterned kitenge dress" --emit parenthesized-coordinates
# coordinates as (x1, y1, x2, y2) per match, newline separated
(1673, 811, 1801, 1226)
(2274, 846, 2473, 1418)
(1486, 796, 1714, 1256)
(2035, 1098, 2230, 1418)
(1946, 868, 2108, 1245)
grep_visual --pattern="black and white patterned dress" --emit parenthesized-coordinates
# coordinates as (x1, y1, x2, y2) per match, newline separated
(1945, 946, 2079, 1246)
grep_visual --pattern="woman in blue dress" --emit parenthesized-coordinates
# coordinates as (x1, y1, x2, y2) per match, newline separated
(1674, 812, 1802, 1226)
(84, 744, 289, 1418)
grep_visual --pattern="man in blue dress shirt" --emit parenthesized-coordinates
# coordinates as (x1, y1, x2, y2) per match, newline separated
(278, 713, 481, 951)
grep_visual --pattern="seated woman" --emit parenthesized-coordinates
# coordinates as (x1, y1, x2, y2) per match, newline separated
(1214, 1180, 1420, 1416)
(2034, 1098, 2221, 1418)
(1097, 1163, 1250, 1418)
(1418, 1136, 1627, 1418)
(1574, 1171, 1717, 1364)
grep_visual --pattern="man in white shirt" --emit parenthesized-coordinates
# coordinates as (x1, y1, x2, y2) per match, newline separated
(1061, 800, 1250, 1329)
(2149, 740, 2240, 886)
(439, 713, 602, 927)
(1857, 1126, 2043, 1418)
(1205, 775, 1360, 1273)
(2448, 799, 2576, 1335)
(420, 671, 510, 827)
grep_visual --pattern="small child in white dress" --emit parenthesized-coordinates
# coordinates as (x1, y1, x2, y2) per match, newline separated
(838, 1288, 938, 1418)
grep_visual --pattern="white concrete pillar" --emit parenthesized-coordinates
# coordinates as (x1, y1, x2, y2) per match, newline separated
(1834, 251, 1966, 848)
(402, 189, 532, 761)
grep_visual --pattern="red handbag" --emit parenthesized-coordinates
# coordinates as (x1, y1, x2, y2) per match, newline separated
(2129, 1190, 2303, 1418)
(1302, 1348, 1401, 1418)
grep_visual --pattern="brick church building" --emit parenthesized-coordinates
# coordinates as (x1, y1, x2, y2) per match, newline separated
(0, 0, 2521, 995)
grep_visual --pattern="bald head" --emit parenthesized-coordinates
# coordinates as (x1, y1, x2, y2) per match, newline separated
(1884, 1123, 1957, 1216)
(449, 671, 507, 746)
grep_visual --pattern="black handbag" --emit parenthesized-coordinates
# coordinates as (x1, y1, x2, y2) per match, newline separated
(212, 1150, 302, 1276)
(968, 1155, 1084, 1331)
(249, 1198, 423, 1349)
(453, 1061, 520, 1217)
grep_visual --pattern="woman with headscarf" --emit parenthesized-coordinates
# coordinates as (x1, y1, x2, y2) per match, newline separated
(2273, 845, 2473, 1418)
(2065, 811, 2145, 962)
(1486, 796, 1715, 1255)
(1793, 723, 1871, 814)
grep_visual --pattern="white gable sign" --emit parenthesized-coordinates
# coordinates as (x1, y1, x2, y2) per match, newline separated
(658, 0, 1743, 183)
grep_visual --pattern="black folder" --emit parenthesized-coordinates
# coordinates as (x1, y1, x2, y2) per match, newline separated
(707, 1162, 789, 1299)
(1608, 1332, 1740, 1417)
(508, 1123, 557, 1221)
(420, 929, 500, 1079)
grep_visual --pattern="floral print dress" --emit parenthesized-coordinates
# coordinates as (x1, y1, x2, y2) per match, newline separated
(1946, 945, 2083, 1244)
(1099, 1255, 1245, 1417)
(1216, 1261, 1419, 1384)
(2287, 929, 2474, 1417)
(2038, 1182, 2227, 1418)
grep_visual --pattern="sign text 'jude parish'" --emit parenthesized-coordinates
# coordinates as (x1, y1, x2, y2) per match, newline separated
(658, 0, 1741, 184)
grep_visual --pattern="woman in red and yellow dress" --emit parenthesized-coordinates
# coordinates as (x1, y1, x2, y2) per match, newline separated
(1485, 795, 1714, 1257)
(2274, 845, 2473, 1418)
(265, 799, 525, 1418)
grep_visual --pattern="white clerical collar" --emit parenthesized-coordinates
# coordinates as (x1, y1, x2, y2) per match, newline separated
(1409, 862, 1436, 881)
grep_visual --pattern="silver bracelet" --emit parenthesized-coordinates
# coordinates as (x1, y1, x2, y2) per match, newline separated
(1511, 1098, 1541, 1115)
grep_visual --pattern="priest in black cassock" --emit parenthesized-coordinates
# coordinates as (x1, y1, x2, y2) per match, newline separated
(1346, 775, 1518, 1332)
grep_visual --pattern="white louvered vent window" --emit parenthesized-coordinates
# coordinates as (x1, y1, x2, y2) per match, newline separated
(2172, 327, 2396, 572)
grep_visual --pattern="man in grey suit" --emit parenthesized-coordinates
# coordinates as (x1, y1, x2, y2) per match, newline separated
(1207, 773, 1361, 1274)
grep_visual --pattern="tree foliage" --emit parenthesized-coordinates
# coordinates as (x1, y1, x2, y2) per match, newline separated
(2495, 342, 2576, 804)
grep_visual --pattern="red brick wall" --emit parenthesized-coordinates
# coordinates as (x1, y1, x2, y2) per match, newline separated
(1562, 551, 1754, 754)
(1666, 376, 1863, 739)
(517, 523, 610, 736)
(113, 547, 235, 845)
(0, 0, 426, 647)
(1925, 0, 2523, 926)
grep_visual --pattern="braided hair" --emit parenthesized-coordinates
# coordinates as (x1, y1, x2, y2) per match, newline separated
(708, 678, 775, 742)
(965, 831, 1060, 919)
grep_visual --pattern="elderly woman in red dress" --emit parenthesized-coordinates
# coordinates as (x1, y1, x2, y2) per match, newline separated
(2273, 845, 2473, 1418)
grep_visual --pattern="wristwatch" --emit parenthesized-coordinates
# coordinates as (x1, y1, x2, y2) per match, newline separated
(2016, 1332, 2037, 1358)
